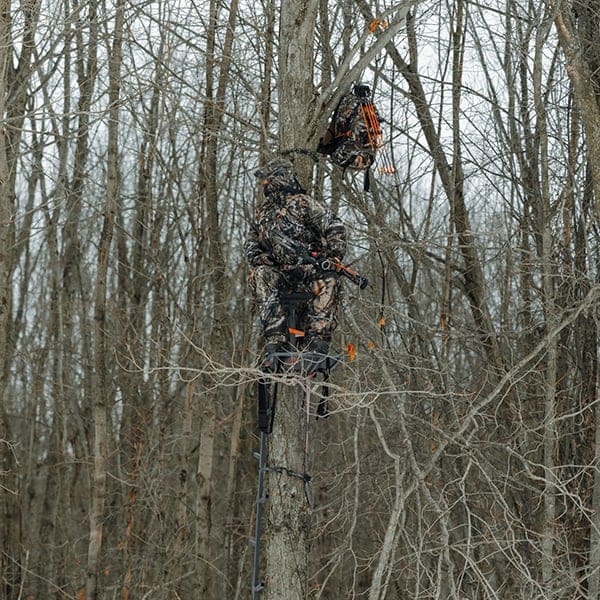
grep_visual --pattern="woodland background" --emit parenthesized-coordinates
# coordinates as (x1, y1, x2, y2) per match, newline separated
(2, 0, 600, 598)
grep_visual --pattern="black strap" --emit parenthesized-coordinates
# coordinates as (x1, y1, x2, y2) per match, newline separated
(280, 147, 321, 162)
(268, 465, 313, 507)
(257, 378, 277, 433)
(268, 465, 311, 484)
(317, 371, 330, 418)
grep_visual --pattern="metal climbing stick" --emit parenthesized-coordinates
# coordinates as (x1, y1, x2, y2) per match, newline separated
(250, 289, 341, 598)
(251, 429, 268, 598)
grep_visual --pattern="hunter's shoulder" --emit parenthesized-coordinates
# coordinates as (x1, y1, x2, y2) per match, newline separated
(285, 192, 313, 203)
(285, 193, 326, 211)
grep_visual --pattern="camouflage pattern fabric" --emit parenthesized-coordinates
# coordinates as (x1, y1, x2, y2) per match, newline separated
(245, 162, 347, 344)
(249, 265, 341, 342)
(253, 158, 299, 194)
(248, 265, 287, 341)
(319, 89, 380, 170)
(245, 191, 346, 267)
(330, 138, 376, 171)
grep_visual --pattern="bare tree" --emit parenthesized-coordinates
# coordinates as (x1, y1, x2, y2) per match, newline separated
(4, 1, 600, 598)
(87, 1, 125, 596)
(0, 1, 17, 592)
(1, 0, 44, 593)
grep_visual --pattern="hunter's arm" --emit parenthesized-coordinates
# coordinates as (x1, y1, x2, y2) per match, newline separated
(308, 198, 347, 260)
(244, 224, 274, 267)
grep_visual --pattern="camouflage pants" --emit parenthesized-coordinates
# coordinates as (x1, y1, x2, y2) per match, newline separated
(249, 265, 341, 342)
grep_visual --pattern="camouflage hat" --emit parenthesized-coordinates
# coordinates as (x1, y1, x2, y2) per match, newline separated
(254, 158, 295, 183)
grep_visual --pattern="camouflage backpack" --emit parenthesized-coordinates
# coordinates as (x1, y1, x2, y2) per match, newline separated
(317, 83, 383, 189)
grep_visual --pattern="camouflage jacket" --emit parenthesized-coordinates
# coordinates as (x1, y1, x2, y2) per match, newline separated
(245, 192, 347, 267)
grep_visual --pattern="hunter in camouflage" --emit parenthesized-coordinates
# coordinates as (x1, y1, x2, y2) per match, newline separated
(245, 159, 347, 360)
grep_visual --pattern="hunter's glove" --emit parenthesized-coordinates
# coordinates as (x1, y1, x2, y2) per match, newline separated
(327, 247, 345, 262)
(285, 263, 315, 281)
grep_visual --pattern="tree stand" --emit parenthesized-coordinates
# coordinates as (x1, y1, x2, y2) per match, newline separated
(251, 291, 340, 598)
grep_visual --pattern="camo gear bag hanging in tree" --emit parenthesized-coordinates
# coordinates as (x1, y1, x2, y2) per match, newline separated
(317, 83, 390, 190)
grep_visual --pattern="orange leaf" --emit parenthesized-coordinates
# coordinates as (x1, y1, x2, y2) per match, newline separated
(369, 18, 388, 34)
(76, 590, 85, 600)
(368, 340, 375, 350)
(377, 317, 385, 328)
(347, 343, 357, 361)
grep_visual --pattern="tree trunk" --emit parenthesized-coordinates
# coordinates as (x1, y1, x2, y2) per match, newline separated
(196, 0, 240, 595)
(589, 354, 600, 596)
(261, 3, 319, 597)
(553, 3, 600, 222)
(86, 1, 124, 596)
(0, 0, 42, 591)
(0, 2, 19, 594)
(264, 385, 313, 600)
(552, 2, 600, 591)
(277, 0, 319, 184)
